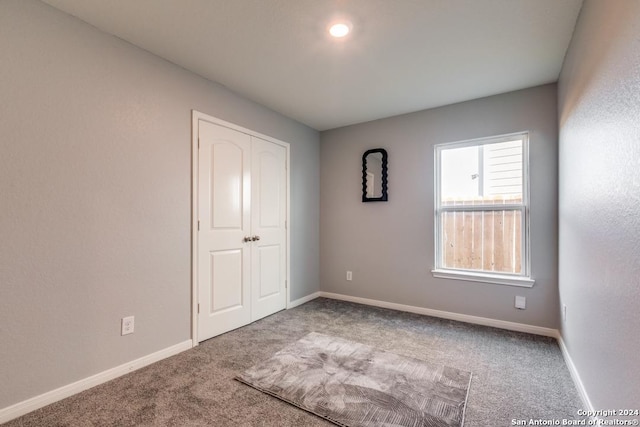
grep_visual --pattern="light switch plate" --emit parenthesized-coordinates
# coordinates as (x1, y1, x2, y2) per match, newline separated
(515, 296, 526, 310)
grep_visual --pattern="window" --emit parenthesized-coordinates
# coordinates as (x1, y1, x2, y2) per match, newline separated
(433, 132, 534, 287)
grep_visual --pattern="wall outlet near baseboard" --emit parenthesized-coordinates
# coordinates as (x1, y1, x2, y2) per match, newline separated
(121, 316, 134, 335)
(515, 296, 526, 310)
(346, 271, 352, 281)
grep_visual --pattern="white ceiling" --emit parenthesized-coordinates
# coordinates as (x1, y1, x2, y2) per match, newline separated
(41, 0, 583, 131)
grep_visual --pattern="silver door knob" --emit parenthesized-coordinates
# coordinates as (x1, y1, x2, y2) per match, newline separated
(252, 236, 261, 241)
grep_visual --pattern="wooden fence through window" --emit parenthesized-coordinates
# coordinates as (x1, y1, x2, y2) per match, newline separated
(441, 197, 522, 274)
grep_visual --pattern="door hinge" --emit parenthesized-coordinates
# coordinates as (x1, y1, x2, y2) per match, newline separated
(198, 138, 200, 149)
(285, 220, 287, 229)
(197, 303, 200, 314)
(198, 220, 200, 231)
(285, 280, 287, 289)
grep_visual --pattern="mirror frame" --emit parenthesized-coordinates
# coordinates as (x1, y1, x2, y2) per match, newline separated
(362, 148, 388, 202)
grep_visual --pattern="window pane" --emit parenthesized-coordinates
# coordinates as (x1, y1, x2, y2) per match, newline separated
(483, 140, 523, 199)
(441, 210, 522, 274)
(441, 139, 523, 206)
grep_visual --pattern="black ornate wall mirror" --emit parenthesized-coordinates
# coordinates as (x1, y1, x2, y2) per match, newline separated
(362, 148, 388, 202)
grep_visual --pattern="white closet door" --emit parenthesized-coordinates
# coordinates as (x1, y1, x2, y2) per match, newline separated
(197, 121, 251, 341)
(250, 136, 287, 321)
(196, 120, 288, 342)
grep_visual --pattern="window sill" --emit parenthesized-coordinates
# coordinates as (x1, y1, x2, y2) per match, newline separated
(431, 269, 535, 288)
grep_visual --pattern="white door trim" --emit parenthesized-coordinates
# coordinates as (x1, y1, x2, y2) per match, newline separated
(191, 110, 290, 347)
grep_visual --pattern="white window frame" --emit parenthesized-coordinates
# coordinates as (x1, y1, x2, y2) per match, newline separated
(431, 131, 534, 288)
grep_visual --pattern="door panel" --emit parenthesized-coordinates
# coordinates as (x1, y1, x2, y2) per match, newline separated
(257, 151, 280, 228)
(257, 245, 281, 298)
(198, 121, 251, 341)
(251, 136, 287, 321)
(211, 143, 244, 229)
(209, 249, 243, 313)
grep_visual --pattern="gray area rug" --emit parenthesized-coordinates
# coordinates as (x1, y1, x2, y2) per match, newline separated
(236, 332, 472, 427)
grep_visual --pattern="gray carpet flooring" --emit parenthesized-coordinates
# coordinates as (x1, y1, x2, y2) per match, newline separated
(5, 298, 584, 426)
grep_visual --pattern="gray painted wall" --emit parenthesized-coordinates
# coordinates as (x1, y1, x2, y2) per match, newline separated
(320, 84, 559, 328)
(0, 0, 319, 409)
(558, 0, 640, 409)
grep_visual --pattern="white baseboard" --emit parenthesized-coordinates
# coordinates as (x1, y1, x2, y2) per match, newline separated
(288, 291, 321, 309)
(0, 340, 193, 424)
(556, 334, 595, 413)
(319, 292, 558, 337)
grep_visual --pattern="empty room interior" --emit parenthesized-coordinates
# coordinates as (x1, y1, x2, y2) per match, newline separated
(1, 0, 639, 426)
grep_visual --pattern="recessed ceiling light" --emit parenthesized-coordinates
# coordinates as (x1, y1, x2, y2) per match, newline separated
(329, 22, 351, 38)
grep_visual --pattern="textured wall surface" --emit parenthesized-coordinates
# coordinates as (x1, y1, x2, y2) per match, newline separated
(320, 85, 559, 328)
(0, 0, 319, 409)
(558, 0, 640, 409)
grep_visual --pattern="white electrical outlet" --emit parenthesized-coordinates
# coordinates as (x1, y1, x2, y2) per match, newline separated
(121, 316, 134, 335)
(346, 271, 353, 281)
(563, 304, 567, 321)
(515, 296, 526, 310)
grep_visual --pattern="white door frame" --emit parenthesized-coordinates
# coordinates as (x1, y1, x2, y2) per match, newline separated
(191, 110, 291, 347)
